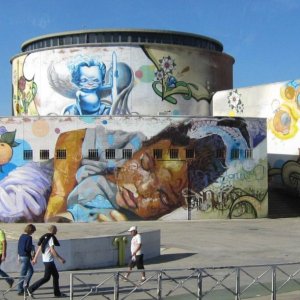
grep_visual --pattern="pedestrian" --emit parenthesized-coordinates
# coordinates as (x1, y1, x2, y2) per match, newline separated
(28, 225, 66, 298)
(17, 224, 36, 295)
(124, 226, 146, 282)
(0, 228, 14, 288)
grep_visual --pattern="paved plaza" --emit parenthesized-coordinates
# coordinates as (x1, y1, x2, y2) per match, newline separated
(1, 218, 300, 299)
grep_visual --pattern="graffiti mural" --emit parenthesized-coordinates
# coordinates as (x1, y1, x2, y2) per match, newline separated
(12, 45, 233, 117)
(0, 116, 267, 223)
(213, 79, 300, 156)
(212, 79, 300, 217)
(0, 127, 20, 172)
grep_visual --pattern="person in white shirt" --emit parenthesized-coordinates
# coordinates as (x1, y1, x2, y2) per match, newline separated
(124, 226, 146, 282)
(28, 225, 66, 298)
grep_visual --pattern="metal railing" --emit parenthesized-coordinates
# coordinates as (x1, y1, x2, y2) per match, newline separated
(69, 262, 300, 300)
(0, 276, 25, 300)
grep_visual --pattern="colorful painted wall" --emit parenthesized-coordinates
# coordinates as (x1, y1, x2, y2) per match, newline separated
(0, 116, 267, 223)
(212, 79, 300, 214)
(11, 45, 233, 117)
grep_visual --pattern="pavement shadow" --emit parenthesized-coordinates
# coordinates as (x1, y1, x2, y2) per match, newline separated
(146, 252, 196, 264)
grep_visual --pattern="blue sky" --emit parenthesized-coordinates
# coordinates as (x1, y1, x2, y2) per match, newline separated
(1, 0, 299, 116)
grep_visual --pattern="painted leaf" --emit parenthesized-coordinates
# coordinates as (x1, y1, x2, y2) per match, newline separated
(0, 130, 16, 146)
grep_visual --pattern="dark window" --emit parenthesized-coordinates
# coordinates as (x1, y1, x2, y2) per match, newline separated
(88, 33, 97, 43)
(186, 148, 195, 159)
(88, 149, 99, 160)
(106, 149, 115, 160)
(169, 149, 179, 159)
(245, 149, 253, 159)
(122, 149, 132, 159)
(216, 149, 226, 159)
(231, 149, 240, 160)
(56, 149, 67, 160)
(153, 149, 162, 159)
(40, 150, 49, 160)
(23, 150, 33, 160)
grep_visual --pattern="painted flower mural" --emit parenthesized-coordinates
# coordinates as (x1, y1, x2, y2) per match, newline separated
(227, 89, 244, 114)
(14, 76, 38, 115)
(152, 55, 201, 104)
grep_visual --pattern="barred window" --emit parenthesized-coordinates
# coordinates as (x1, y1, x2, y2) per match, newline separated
(169, 148, 179, 159)
(153, 149, 163, 159)
(122, 149, 132, 159)
(56, 149, 67, 160)
(23, 150, 33, 161)
(216, 149, 226, 159)
(105, 149, 115, 160)
(231, 149, 240, 160)
(186, 148, 195, 159)
(40, 150, 49, 160)
(245, 149, 253, 159)
(88, 149, 99, 160)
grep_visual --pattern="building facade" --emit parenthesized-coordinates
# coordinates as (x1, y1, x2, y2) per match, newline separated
(0, 29, 270, 223)
(11, 29, 234, 117)
(213, 79, 300, 216)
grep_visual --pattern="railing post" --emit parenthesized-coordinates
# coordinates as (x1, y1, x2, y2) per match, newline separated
(197, 269, 203, 300)
(114, 272, 119, 300)
(235, 267, 240, 300)
(157, 271, 162, 300)
(69, 272, 73, 300)
(272, 265, 276, 300)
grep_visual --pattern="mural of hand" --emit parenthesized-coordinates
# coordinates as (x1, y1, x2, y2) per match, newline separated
(98, 210, 127, 222)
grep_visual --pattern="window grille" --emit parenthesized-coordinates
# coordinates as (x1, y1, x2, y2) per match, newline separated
(153, 149, 163, 159)
(56, 149, 67, 160)
(216, 149, 226, 159)
(245, 149, 253, 159)
(23, 150, 33, 160)
(88, 149, 99, 160)
(122, 149, 132, 159)
(105, 149, 115, 160)
(40, 150, 49, 160)
(231, 149, 240, 160)
(169, 149, 179, 159)
(186, 148, 195, 159)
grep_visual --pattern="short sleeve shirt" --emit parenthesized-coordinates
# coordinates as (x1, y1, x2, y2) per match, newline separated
(131, 233, 142, 255)
(42, 237, 54, 262)
(0, 230, 5, 254)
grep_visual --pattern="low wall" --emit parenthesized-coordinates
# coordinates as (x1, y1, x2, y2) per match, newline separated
(2, 230, 160, 272)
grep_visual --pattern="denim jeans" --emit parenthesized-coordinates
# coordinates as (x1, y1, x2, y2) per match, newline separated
(18, 256, 33, 292)
(0, 254, 13, 286)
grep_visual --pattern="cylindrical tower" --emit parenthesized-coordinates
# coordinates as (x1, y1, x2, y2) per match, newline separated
(11, 29, 234, 116)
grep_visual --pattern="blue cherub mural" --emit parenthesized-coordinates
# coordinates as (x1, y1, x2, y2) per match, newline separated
(48, 52, 134, 115)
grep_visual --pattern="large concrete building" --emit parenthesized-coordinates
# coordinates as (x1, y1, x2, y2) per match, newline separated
(0, 29, 271, 223)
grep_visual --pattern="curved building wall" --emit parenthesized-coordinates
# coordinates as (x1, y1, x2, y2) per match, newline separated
(12, 38, 234, 117)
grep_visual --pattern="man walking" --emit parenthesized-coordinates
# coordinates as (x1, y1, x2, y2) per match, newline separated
(124, 226, 146, 282)
(28, 225, 66, 298)
(17, 224, 36, 295)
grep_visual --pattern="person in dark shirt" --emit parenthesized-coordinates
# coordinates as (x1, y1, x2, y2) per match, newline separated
(17, 224, 36, 296)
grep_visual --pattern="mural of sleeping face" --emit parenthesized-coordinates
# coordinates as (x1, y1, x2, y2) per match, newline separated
(115, 140, 188, 219)
(115, 133, 227, 219)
